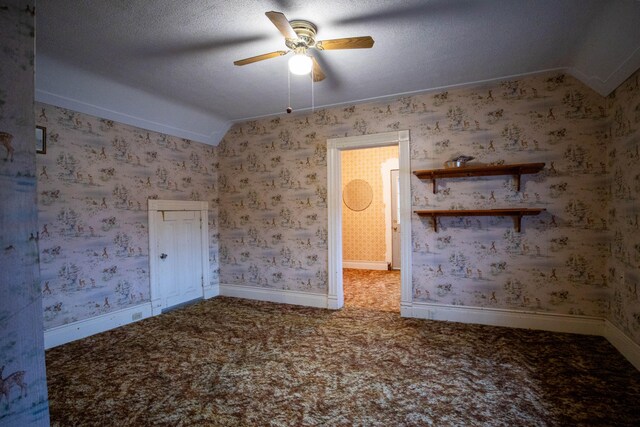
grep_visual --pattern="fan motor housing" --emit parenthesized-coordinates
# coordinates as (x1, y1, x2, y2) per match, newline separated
(285, 20, 317, 49)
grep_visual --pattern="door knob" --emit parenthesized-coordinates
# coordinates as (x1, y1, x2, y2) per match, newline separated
(160, 253, 168, 260)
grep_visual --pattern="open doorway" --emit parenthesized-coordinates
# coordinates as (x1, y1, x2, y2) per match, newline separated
(326, 131, 412, 314)
(341, 146, 399, 311)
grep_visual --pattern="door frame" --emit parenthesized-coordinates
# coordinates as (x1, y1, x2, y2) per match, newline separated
(381, 159, 399, 267)
(390, 168, 401, 270)
(326, 130, 412, 311)
(148, 199, 210, 315)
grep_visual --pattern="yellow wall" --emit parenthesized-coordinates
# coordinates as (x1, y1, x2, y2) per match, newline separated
(342, 146, 399, 262)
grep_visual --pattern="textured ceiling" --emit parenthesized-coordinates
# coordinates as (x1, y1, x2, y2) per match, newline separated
(35, 0, 640, 145)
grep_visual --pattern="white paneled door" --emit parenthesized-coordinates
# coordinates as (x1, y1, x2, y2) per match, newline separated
(156, 210, 204, 310)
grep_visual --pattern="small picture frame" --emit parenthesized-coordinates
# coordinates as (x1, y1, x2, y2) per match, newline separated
(36, 126, 46, 154)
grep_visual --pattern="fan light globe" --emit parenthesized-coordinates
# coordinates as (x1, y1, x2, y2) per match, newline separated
(288, 53, 313, 75)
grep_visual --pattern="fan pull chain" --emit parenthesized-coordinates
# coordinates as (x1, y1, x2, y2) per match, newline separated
(311, 67, 315, 113)
(286, 69, 292, 114)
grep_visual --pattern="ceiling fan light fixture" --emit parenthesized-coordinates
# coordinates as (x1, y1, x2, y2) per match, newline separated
(288, 53, 313, 75)
(234, 11, 373, 83)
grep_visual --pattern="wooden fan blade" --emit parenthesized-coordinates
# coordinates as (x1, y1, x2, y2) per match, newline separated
(234, 50, 288, 66)
(316, 36, 374, 50)
(312, 57, 325, 82)
(265, 11, 297, 39)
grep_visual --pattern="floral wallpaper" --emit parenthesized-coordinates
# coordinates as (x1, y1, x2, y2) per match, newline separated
(409, 75, 610, 318)
(219, 71, 613, 321)
(608, 68, 640, 344)
(217, 118, 330, 292)
(0, 1, 50, 424)
(35, 103, 219, 330)
(342, 146, 398, 263)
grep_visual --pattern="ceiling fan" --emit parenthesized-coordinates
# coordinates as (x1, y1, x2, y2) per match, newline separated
(233, 11, 374, 82)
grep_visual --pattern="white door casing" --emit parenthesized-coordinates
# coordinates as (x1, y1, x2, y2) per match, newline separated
(391, 169, 401, 270)
(381, 157, 399, 267)
(327, 130, 412, 311)
(148, 200, 210, 315)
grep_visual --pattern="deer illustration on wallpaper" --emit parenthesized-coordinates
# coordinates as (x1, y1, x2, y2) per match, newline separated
(0, 131, 15, 162)
(0, 365, 27, 407)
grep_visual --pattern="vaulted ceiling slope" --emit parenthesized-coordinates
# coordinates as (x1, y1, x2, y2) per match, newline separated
(35, 0, 640, 146)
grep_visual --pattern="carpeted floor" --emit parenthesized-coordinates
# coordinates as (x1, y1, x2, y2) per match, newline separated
(343, 268, 400, 312)
(46, 295, 640, 426)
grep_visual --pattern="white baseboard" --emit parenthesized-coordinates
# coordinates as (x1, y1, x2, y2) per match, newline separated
(327, 295, 341, 310)
(219, 283, 328, 309)
(404, 302, 604, 336)
(42, 290, 640, 372)
(404, 303, 640, 371)
(204, 283, 220, 299)
(343, 260, 388, 270)
(603, 320, 640, 371)
(44, 303, 153, 349)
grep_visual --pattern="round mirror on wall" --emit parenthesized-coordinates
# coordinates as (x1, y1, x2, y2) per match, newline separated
(343, 179, 373, 211)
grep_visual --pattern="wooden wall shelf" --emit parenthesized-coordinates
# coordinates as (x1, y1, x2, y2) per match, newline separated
(413, 163, 545, 193)
(414, 208, 545, 232)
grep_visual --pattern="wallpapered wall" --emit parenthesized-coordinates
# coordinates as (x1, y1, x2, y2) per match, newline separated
(35, 103, 219, 330)
(342, 146, 398, 263)
(609, 69, 640, 344)
(219, 71, 613, 320)
(0, 2, 50, 424)
(409, 74, 610, 318)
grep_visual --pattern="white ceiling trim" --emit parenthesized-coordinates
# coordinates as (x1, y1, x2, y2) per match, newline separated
(568, 46, 640, 97)
(35, 55, 230, 146)
(232, 67, 570, 124)
(35, 88, 230, 146)
(35, 61, 628, 147)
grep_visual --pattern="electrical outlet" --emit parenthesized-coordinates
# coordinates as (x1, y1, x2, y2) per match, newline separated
(132, 312, 143, 321)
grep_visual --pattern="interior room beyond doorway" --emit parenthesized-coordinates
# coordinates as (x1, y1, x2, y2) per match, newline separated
(341, 145, 400, 312)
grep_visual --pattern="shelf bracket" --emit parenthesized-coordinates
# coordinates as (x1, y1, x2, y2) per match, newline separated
(515, 169, 522, 192)
(432, 179, 437, 194)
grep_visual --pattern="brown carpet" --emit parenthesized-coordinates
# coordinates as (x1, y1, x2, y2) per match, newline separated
(343, 268, 400, 312)
(46, 296, 640, 426)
